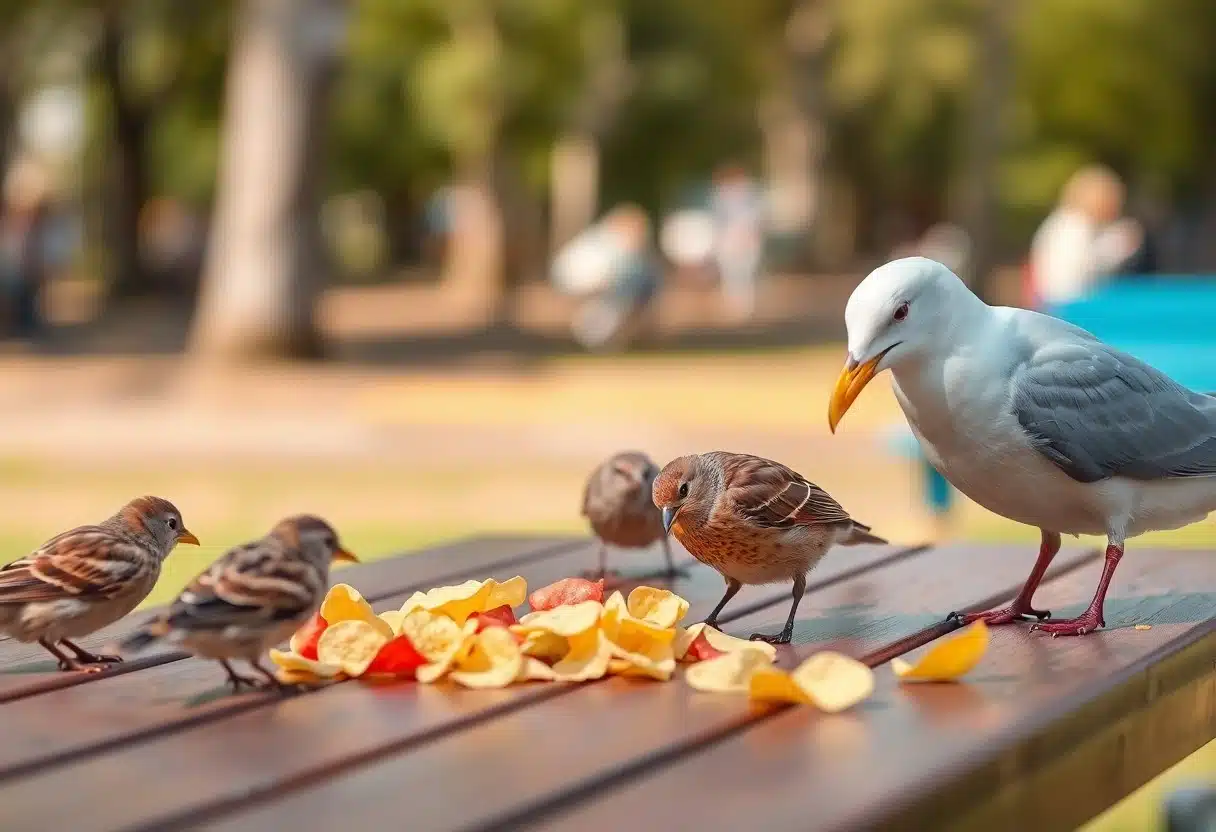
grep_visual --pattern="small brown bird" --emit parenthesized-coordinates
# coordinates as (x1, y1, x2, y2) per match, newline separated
(0, 496, 198, 672)
(582, 450, 679, 578)
(117, 515, 357, 691)
(653, 452, 885, 644)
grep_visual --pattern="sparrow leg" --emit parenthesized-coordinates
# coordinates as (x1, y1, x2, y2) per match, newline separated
(962, 530, 1058, 625)
(60, 637, 123, 665)
(39, 638, 107, 673)
(581, 542, 612, 580)
(249, 659, 301, 694)
(703, 578, 743, 629)
(1031, 542, 1122, 636)
(750, 573, 806, 645)
(219, 659, 261, 691)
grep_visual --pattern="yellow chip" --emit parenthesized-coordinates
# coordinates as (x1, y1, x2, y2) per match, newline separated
(626, 586, 690, 630)
(602, 593, 675, 651)
(316, 620, 390, 677)
(274, 667, 346, 686)
(685, 649, 776, 694)
(377, 610, 406, 636)
(791, 652, 875, 713)
(1135, 624, 1152, 631)
(550, 629, 612, 682)
(891, 620, 990, 682)
(516, 600, 603, 637)
(398, 610, 479, 683)
(606, 636, 676, 681)
(397, 577, 528, 625)
(516, 629, 570, 664)
(748, 666, 811, 704)
(450, 627, 525, 689)
(268, 648, 344, 679)
(319, 584, 394, 638)
(673, 623, 778, 662)
(517, 656, 559, 682)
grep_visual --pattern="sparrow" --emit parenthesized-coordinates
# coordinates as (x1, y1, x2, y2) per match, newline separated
(582, 451, 680, 578)
(653, 452, 886, 644)
(0, 496, 198, 672)
(116, 515, 357, 692)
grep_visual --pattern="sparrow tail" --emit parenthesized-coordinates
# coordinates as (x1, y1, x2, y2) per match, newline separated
(842, 522, 888, 546)
(115, 619, 170, 654)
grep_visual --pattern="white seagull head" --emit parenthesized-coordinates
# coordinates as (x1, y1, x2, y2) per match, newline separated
(829, 256, 980, 433)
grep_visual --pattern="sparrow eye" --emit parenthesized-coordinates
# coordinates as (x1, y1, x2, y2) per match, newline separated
(167, 517, 178, 530)
(893, 302, 910, 322)
(677, 482, 689, 499)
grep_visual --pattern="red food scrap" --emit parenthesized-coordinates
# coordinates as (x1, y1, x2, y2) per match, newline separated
(474, 604, 518, 631)
(292, 611, 328, 660)
(528, 577, 606, 612)
(684, 630, 726, 662)
(364, 636, 428, 678)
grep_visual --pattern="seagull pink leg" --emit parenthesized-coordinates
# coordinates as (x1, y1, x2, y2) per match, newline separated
(963, 530, 1059, 625)
(1031, 543, 1123, 636)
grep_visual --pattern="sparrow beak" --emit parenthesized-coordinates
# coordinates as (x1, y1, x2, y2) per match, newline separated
(333, 547, 359, 563)
(828, 350, 887, 434)
(661, 506, 677, 534)
(177, 530, 200, 546)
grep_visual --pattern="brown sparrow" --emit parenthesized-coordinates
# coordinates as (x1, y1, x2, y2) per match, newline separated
(116, 515, 357, 691)
(0, 496, 199, 672)
(582, 451, 679, 578)
(653, 452, 885, 644)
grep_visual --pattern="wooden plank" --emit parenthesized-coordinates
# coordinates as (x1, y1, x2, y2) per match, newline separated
(517, 548, 1216, 832)
(0, 535, 585, 702)
(196, 543, 1099, 832)
(0, 542, 917, 829)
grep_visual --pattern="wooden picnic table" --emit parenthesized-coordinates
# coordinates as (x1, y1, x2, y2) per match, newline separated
(0, 534, 1211, 831)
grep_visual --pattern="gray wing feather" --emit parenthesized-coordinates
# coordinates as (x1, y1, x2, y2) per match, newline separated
(1012, 339, 1216, 483)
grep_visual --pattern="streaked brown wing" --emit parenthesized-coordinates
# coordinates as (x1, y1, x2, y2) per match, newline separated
(0, 528, 147, 604)
(725, 454, 854, 529)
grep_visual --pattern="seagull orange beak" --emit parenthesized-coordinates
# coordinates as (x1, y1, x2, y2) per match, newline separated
(828, 352, 885, 433)
(333, 547, 359, 563)
(178, 529, 200, 546)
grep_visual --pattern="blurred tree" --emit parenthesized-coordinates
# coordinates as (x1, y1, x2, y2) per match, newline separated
(190, 0, 348, 360)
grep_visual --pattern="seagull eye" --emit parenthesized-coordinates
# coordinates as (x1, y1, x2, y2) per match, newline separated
(167, 517, 178, 530)
(677, 482, 689, 499)
(893, 302, 910, 322)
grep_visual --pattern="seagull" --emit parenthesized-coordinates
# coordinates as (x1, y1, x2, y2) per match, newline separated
(828, 256, 1216, 635)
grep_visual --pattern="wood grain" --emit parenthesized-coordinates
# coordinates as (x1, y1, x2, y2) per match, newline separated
(196, 543, 1098, 832)
(0, 542, 915, 829)
(523, 549, 1216, 832)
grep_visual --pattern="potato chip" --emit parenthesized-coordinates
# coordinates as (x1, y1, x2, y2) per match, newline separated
(316, 620, 390, 676)
(748, 666, 812, 704)
(377, 610, 406, 636)
(289, 611, 328, 660)
(517, 656, 559, 682)
(516, 600, 603, 637)
(673, 623, 778, 662)
(685, 650, 776, 694)
(791, 652, 874, 713)
(515, 629, 570, 664)
(891, 620, 989, 682)
(550, 629, 612, 681)
(606, 636, 676, 681)
(398, 577, 528, 625)
(268, 647, 344, 678)
(274, 667, 346, 686)
(626, 586, 690, 630)
(601, 592, 675, 650)
(398, 610, 479, 683)
(320, 584, 394, 638)
(450, 627, 525, 689)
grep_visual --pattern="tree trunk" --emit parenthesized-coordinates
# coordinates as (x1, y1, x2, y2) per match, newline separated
(441, 163, 506, 323)
(549, 133, 600, 252)
(98, 4, 149, 299)
(190, 0, 347, 361)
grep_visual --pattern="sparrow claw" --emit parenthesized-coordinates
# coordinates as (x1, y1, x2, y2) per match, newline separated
(749, 628, 793, 646)
(57, 658, 111, 674)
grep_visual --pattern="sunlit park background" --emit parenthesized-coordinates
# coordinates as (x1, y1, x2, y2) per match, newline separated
(0, 1, 1215, 827)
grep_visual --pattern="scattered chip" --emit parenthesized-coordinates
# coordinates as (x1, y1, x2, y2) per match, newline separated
(550, 629, 612, 681)
(606, 636, 677, 681)
(528, 577, 605, 611)
(515, 629, 570, 664)
(626, 587, 690, 630)
(398, 610, 479, 683)
(682, 630, 726, 663)
(517, 600, 603, 637)
(892, 620, 990, 682)
(364, 636, 428, 678)
(602, 592, 676, 651)
(791, 652, 874, 713)
(268, 647, 344, 678)
(450, 628, 525, 689)
(274, 667, 346, 686)
(684, 650, 776, 694)
(289, 611, 328, 660)
(673, 623, 778, 662)
(517, 656, 559, 682)
(320, 584, 394, 638)
(749, 665, 811, 704)
(399, 577, 528, 625)
(316, 620, 390, 676)
(474, 604, 518, 631)
(377, 610, 406, 636)
(1134, 624, 1152, 631)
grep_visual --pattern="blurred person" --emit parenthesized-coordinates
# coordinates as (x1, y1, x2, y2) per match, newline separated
(551, 203, 661, 352)
(0, 157, 55, 340)
(1027, 165, 1144, 307)
(709, 163, 765, 321)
